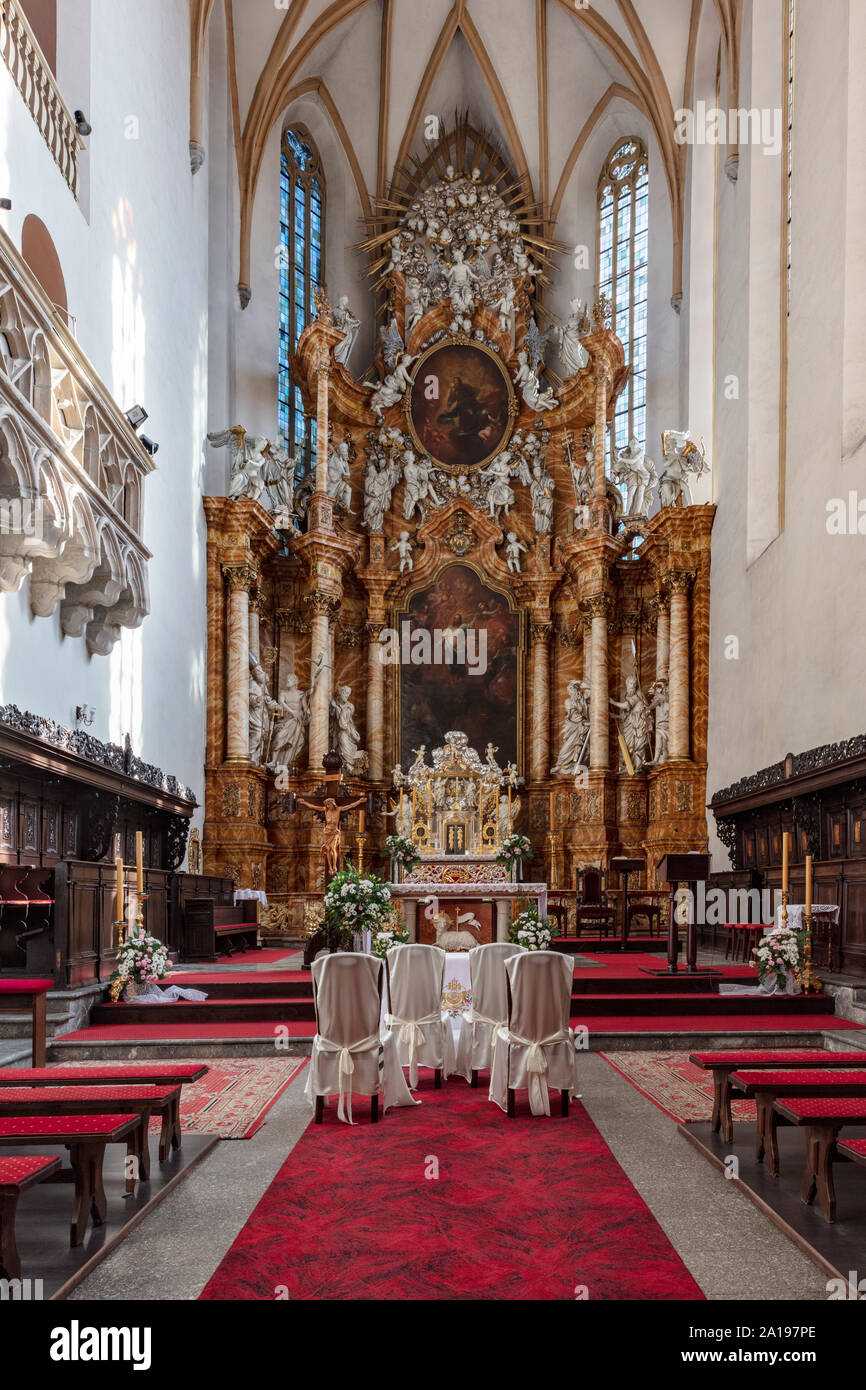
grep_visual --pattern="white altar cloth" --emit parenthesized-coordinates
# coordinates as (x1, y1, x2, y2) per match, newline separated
(378, 951, 472, 1042)
(769, 902, 839, 933)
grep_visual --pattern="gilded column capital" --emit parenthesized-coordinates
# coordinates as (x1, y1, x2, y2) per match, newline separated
(582, 593, 614, 621)
(304, 589, 341, 621)
(248, 589, 265, 616)
(276, 607, 310, 634)
(668, 569, 696, 596)
(222, 563, 258, 594)
(530, 619, 554, 644)
(365, 619, 387, 643)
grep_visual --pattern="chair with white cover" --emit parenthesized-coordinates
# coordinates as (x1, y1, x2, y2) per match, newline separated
(489, 951, 579, 1118)
(454, 942, 526, 1086)
(384, 943, 456, 1090)
(304, 952, 418, 1125)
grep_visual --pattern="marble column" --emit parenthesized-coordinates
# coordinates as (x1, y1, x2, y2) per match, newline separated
(668, 572, 693, 760)
(593, 368, 609, 502)
(366, 620, 385, 781)
(655, 594, 670, 682)
(582, 612, 593, 682)
(306, 591, 335, 769)
(588, 595, 611, 770)
(403, 898, 417, 942)
(223, 563, 256, 761)
(314, 362, 330, 495)
(248, 590, 261, 664)
(530, 620, 553, 781)
(496, 898, 511, 943)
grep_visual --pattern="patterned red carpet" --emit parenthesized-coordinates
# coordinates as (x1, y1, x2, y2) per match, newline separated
(200, 1070, 704, 1300)
(601, 1051, 758, 1124)
(50, 1057, 306, 1139)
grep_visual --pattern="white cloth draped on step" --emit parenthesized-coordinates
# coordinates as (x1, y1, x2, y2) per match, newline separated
(131, 983, 208, 1002)
(383, 943, 456, 1089)
(489, 951, 579, 1116)
(304, 952, 418, 1124)
(454, 942, 526, 1082)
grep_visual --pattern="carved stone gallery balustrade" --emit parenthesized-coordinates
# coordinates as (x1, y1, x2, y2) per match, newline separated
(0, 229, 153, 654)
(0, 0, 82, 198)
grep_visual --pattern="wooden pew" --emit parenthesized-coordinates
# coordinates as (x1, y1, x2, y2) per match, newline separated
(730, 1068, 866, 1176)
(688, 1049, 866, 1144)
(0, 1155, 62, 1279)
(774, 1095, 866, 1223)
(0, 1114, 141, 1244)
(0, 1084, 183, 1181)
(183, 896, 260, 961)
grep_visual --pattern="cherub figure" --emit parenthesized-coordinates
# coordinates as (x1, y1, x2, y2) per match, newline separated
(391, 530, 414, 573)
(504, 531, 527, 574)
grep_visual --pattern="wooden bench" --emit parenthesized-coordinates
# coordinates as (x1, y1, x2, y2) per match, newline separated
(0, 1154, 61, 1278)
(183, 896, 260, 961)
(0, 979, 53, 1066)
(0, 1113, 141, 1244)
(0, 1084, 183, 1182)
(689, 1049, 866, 1144)
(774, 1095, 866, 1223)
(723, 922, 764, 963)
(730, 1069, 866, 1177)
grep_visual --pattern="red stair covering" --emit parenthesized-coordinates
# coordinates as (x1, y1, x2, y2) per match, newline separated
(0, 1085, 177, 1106)
(0, 1064, 208, 1087)
(0, 979, 52, 995)
(0, 1114, 139, 1140)
(690, 1050, 866, 1068)
(837, 1139, 866, 1162)
(731, 1069, 866, 1089)
(0, 1154, 61, 1185)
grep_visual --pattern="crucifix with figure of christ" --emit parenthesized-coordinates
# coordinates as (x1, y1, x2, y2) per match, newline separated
(287, 749, 369, 884)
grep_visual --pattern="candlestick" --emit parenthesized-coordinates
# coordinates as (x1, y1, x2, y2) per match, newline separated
(358, 807, 366, 835)
(135, 831, 144, 894)
(805, 853, 813, 914)
(781, 831, 790, 893)
(549, 789, 556, 831)
(114, 856, 126, 950)
(356, 832, 367, 875)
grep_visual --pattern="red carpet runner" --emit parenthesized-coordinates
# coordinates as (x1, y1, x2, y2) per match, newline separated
(200, 1072, 704, 1301)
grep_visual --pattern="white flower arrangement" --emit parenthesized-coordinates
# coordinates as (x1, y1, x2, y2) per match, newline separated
(496, 833, 532, 875)
(508, 905, 553, 952)
(371, 923, 411, 958)
(323, 867, 393, 947)
(754, 927, 803, 992)
(384, 834, 420, 871)
(112, 926, 170, 988)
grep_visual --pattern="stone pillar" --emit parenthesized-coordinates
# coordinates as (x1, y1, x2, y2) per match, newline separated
(222, 563, 256, 762)
(530, 619, 553, 781)
(403, 898, 418, 942)
(582, 612, 593, 682)
(593, 368, 609, 502)
(655, 594, 670, 682)
(248, 590, 261, 664)
(366, 620, 385, 781)
(587, 594, 611, 770)
(668, 572, 693, 760)
(314, 362, 330, 495)
(306, 591, 335, 769)
(496, 898, 511, 942)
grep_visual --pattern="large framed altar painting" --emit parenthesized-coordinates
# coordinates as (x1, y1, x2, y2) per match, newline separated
(397, 564, 523, 769)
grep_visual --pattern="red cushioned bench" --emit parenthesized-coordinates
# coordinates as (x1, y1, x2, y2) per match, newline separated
(773, 1095, 866, 1222)
(0, 1154, 61, 1278)
(0, 1085, 182, 1182)
(0, 979, 53, 1066)
(0, 1114, 141, 1244)
(730, 1070, 866, 1177)
(688, 1050, 866, 1145)
(184, 898, 259, 961)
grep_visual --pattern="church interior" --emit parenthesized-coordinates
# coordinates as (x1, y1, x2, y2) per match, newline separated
(1, 0, 865, 1335)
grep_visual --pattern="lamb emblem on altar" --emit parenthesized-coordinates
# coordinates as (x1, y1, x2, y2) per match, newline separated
(421, 894, 483, 951)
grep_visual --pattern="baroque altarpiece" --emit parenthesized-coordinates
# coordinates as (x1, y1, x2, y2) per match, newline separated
(202, 130, 714, 935)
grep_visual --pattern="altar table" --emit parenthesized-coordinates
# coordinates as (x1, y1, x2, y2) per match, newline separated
(391, 880, 548, 944)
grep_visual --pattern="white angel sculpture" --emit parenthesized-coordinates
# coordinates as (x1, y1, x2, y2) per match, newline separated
(557, 298, 590, 376)
(368, 350, 417, 419)
(612, 437, 656, 518)
(658, 430, 708, 508)
(514, 351, 558, 412)
(332, 295, 361, 367)
(327, 440, 353, 512)
(207, 427, 268, 504)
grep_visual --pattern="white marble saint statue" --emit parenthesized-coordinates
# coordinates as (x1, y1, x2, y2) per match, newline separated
(514, 351, 558, 412)
(551, 678, 591, 775)
(267, 668, 322, 770)
(648, 678, 670, 765)
(363, 453, 400, 532)
(658, 430, 708, 508)
(391, 530, 414, 573)
(401, 451, 442, 521)
(557, 298, 590, 376)
(610, 675, 654, 771)
(332, 295, 360, 367)
(330, 685, 362, 769)
(207, 427, 268, 504)
(249, 653, 280, 765)
(327, 440, 353, 512)
(482, 452, 516, 521)
(444, 248, 478, 326)
(529, 457, 555, 534)
(612, 437, 656, 517)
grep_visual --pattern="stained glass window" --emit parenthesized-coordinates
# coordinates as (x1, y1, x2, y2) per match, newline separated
(597, 138, 649, 453)
(279, 127, 324, 470)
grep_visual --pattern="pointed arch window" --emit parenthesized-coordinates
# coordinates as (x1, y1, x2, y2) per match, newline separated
(597, 137, 649, 450)
(279, 127, 325, 467)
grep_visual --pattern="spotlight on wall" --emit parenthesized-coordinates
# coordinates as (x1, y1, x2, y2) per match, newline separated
(74, 110, 92, 137)
(0, 198, 11, 211)
(124, 405, 148, 431)
(140, 435, 159, 456)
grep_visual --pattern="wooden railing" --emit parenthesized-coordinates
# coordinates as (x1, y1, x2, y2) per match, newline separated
(0, 0, 81, 197)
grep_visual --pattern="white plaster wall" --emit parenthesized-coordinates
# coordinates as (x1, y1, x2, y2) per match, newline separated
(705, 0, 866, 863)
(0, 0, 209, 814)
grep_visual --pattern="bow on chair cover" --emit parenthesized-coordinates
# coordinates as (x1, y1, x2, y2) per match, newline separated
(489, 951, 579, 1117)
(384, 944, 456, 1089)
(305, 952, 418, 1124)
(454, 942, 527, 1083)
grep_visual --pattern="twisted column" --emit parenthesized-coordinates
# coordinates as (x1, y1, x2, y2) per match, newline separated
(587, 594, 612, 770)
(222, 563, 257, 761)
(668, 572, 694, 760)
(530, 620, 553, 781)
